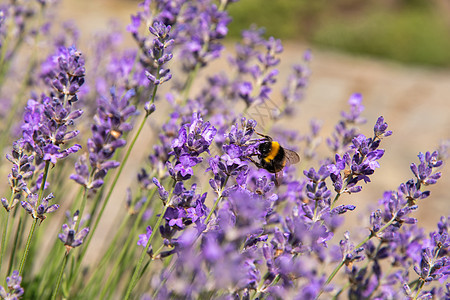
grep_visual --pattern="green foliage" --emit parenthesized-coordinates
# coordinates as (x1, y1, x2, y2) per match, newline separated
(312, 9, 450, 67)
(227, 0, 307, 39)
(227, 1, 450, 67)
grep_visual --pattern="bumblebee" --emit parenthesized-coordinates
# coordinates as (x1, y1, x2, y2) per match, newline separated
(248, 133, 300, 184)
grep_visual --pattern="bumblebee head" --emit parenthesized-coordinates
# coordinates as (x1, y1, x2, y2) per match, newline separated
(258, 141, 273, 157)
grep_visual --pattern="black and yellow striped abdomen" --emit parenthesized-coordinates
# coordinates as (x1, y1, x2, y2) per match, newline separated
(259, 141, 287, 173)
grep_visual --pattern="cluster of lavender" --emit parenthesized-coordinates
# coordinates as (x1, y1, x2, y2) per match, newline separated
(0, 1, 448, 300)
(1, 44, 85, 222)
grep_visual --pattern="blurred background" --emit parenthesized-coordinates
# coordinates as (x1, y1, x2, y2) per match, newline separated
(56, 0, 450, 233)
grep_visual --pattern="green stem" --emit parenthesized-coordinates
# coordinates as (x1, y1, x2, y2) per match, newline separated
(6, 213, 23, 277)
(91, 114, 148, 234)
(181, 63, 201, 104)
(17, 161, 50, 276)
(180, 1, 227, 105)
(69, 110, 152, 286)
(87, 83, 157, 243)
(205, 175, 230, 223)
(37, 161, 51, 205)
(35, 187, 82, 296)
(0, 210, 10, 273)
(96, 213, 132, 299)
(124, 202, 169, 299)
(325, 259, 345, 286)
(51, 252, 69, 300)
(18, 219, 37, 276)
(95, 188, 157, 299)
(124, 181, 175, 300)
(330, 193, 341, 210)
(75, 188, 87, 232)
(322, 214, 397, 292)
(312, 198, 319, 222)
(412, 246, 442, 300)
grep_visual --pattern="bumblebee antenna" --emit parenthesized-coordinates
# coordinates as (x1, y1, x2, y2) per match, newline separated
(255, 131, 272, 141)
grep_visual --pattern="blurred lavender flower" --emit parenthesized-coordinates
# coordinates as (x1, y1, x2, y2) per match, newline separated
(0, 3, 35, 64)
(103, 49, 148, 93)
(40, 45, 86, 104)
(137, 226, 153, 248)
(125, 4, 175, 102)
(70, 88, 136, 191)
(303, 119, 323, 161)
(58, 210, 89, 253)
(147, 112, 180, 179)
(327, 93, 367, 154)
(279, 49, 311, 118)
(231, 28, 283, 108)
(340, 231, 365, 269)
(176, 0, 232, 72)
(0, 270, 24, 300)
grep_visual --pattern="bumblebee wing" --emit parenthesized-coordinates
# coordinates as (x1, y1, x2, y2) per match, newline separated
(284, 149, 300, 165)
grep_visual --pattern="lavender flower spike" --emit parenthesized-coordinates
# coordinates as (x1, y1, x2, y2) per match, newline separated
(20, 193, 59, 222)
(0, 270, 24, 300)
(58, 210, 89, 253)
(145, 21, 174, 86)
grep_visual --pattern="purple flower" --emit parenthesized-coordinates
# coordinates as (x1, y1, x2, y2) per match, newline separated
(70, 88, 136, 191)
(175, 1, 232, 72)
(410, 151, 442, 186)
(340, 231, 365, 266)
(145, 21, 174, 86)
(230, 29, 282, 107)
(171, 155, 202, 181)
(412, 219, 450, 289)
(20, 193, 59, 222)
(327, 117, 390, 199)
(153, 177, 169, 202)
(304, 166, 332, 203)
(371, 150, 443, 238)
(2, 143, 35, 211)
(163, 182, 207, 231)
(58, 210, 89, 253)
(373, 116, 393, 138)
(279, 50, 311, 118)
(137, 226, 153, 247)
(19, 94, 83, 165)
(0, 270, 24, 300)
(171, 112, 217, 158)
(327, 94, 367, 153)
(342, 93, 365, 122)
(40, 46, 86, 103)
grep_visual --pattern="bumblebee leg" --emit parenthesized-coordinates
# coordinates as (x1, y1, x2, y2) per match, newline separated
(274, 172, 283, 187)
(247, 156, 263, 169)
(255, 132, 272, 141)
